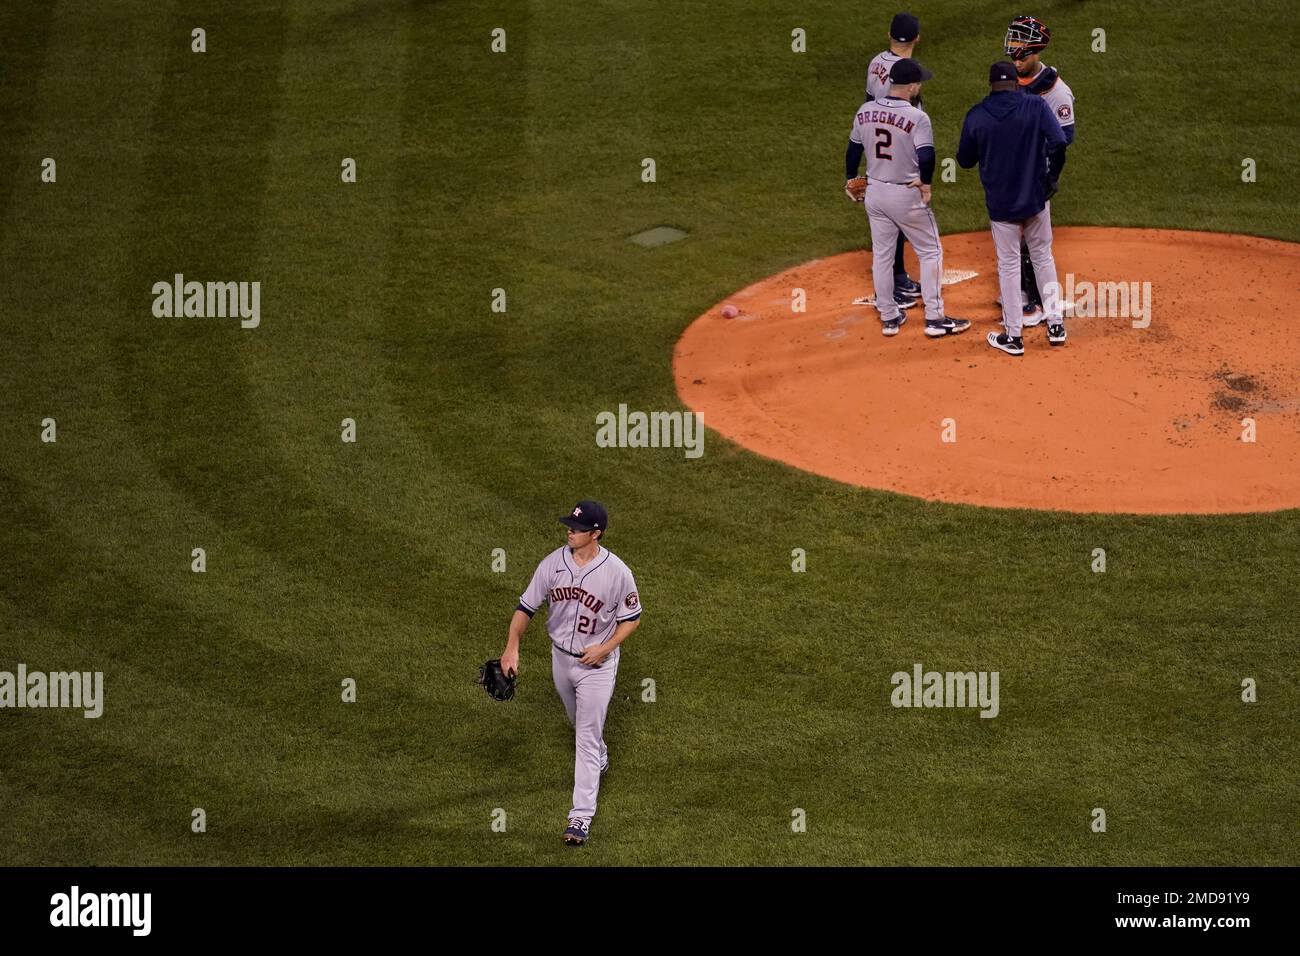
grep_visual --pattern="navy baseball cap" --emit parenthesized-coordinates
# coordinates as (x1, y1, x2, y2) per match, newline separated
(989, 60, 1017, 84)
(888, 58, 933, 85)
(890, 13, 920, 42)
(560, 500, 608, 533)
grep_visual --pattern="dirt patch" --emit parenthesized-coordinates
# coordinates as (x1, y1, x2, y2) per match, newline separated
(673, 228, 1300, 514)
(1212, 394, 1247, 412)
(1215, 368, 1259, 393)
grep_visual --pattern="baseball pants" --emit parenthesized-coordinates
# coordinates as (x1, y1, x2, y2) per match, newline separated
(866, 181, 946, 323)
(990, 202, 1062, 337)
(552, 644, 619, 821)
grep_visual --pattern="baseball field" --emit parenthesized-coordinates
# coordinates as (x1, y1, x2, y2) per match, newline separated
(2, 0, 1297, 868)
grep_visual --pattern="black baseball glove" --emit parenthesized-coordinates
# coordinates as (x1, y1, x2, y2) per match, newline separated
(1044, 179, 1060, 202)
(477, 658, 517, 701)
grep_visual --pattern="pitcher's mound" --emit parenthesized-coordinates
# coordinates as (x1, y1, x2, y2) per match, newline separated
(674, 228, 1300, 514)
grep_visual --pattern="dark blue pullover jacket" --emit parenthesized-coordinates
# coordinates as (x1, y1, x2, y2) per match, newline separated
(956, 91, 1067, 222)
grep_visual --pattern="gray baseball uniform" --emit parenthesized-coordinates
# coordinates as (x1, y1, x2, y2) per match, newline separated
(849, 97, 946, 323)
(1015, 65, 1076, 315)
(865, 50, 902, 101)
(1016, 66, 1074, 325)
(519, 545, 642, 822)
(1030, 66, 1075, 132)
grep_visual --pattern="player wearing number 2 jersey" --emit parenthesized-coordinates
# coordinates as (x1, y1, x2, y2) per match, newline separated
(864, 12, 927, 308)
(846, 58, 970, 339)
(500, 500, 642, 846)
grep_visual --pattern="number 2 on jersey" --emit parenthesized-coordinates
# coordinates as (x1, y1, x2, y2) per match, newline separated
(874, 128, 893, 161)
(576, 614, 593, 634)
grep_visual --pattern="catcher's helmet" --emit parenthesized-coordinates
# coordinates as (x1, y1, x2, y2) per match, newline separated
(1004, 15, 1051, 60)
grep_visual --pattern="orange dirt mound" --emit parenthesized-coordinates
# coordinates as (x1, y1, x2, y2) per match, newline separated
(674, 228, 1300, 514)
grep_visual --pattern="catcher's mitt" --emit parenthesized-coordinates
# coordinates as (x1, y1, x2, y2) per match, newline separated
(477, 658, 517, 701)
(844, 176, 868, 202)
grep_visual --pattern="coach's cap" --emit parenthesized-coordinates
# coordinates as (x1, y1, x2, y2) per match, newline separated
(888, 57, 933, 85)
(559, 499, 608, 533)
(989, 60, 1018, 84)
(890, 12, 920, 42)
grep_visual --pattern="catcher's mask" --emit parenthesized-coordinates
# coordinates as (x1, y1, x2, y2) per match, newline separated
(1004, 15, 1051, 60)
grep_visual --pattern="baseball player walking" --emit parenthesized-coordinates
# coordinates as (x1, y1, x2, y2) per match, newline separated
(957, 61, 1068, 355)
(1004, 14, 1076, 324)
(499, 500, 642, 846)
(864, 12, 926, 309)
(847, 58, 970, 339)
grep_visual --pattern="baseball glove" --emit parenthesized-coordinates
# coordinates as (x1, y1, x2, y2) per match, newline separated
(477, 658, 517, 701)
(844, 176, 868, 202)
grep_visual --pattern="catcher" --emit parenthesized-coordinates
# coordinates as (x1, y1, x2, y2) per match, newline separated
(489, 500, 642, 846)
(1004, 14, 1076, 325)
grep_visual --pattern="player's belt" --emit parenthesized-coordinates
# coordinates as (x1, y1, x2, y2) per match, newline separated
(551, 642, 583, 658)
(869, 179, 913, 185)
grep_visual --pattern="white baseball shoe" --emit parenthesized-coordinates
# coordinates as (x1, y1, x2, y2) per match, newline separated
(1021, 306, 1046, 327)
(987, 331, 1025, 356)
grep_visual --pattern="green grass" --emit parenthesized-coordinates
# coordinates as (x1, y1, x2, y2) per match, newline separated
(0, 0, 1296, 866)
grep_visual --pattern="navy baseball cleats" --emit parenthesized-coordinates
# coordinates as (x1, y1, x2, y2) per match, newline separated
(882, 313, 907, 336)
(925, 316, 972, 338)
(563, 817, 591, 846)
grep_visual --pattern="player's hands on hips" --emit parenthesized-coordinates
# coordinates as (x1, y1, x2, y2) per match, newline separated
(579, 643, 611, 667)
(908, 180, 932, 205)
(500, 647, 519, 677)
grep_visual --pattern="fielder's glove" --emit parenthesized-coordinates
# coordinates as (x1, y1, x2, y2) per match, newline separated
(844, 176, 868, 202)
(477, 658, 517, 701)
(1044, 179, 1060, 202)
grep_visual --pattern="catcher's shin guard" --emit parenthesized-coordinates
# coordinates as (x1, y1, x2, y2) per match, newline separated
(1019, 239, 1041, 308)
